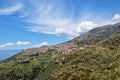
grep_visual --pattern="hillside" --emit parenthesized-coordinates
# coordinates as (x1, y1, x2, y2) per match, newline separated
(98, 30, 120, 47)
(0, 22, 120, 80)
(73, 22, 120, 45)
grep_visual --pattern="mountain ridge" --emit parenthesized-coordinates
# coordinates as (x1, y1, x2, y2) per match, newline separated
(72, 22, 120, 45)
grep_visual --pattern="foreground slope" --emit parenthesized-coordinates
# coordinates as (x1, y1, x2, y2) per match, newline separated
(0, 22, 120, 80)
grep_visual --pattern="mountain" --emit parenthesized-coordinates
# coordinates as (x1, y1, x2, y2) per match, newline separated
(0, 50, 21, 61)
(0, 22, 120, 80)
(73, 22, 120, 45)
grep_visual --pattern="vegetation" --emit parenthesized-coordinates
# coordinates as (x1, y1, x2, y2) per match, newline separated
(51, 47, 120, 80)
(0, 46, 120, 80)
(99, 31, 120, 47)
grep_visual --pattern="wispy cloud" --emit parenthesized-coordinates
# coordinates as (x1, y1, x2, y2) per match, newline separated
(0, 3, 23, 15)
(16, 41, 31, 46)
(28, 19, 79, 37)
(33, 42, 48, 48)
(0, 42, 14, 48)
(20, 1, 90, 38)
(18, 1, 119, 38)
(27, 18, 99, 38)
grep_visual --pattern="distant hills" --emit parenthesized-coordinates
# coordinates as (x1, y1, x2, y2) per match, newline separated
(0, 22, 120, 80)
(0, 49, 21, 61)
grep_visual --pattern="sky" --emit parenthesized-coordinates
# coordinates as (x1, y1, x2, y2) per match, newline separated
(0, 0, 120, 50)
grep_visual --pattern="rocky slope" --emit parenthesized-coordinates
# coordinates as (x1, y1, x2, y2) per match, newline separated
(73, 22, 120, 45)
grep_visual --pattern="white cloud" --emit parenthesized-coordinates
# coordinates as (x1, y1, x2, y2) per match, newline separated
(33, 42, 49, 48)
(16, 41, 31, 46)
(112, 13, 120, 21)
(55, 27, 79, 37)
(0, 42, 14, 48)
(0, 3, 23, 15)
(77, 21, 98, 33)
(28, 20, 98, 38)
(0, 41, 31, 49)
(27, 17, 79, 37)
(55, 27, 66, 35)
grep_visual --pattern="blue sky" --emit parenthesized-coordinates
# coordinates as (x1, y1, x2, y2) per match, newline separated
(0, 0, 120, 50)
